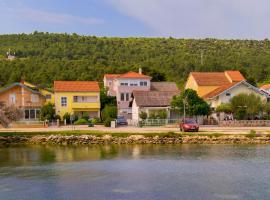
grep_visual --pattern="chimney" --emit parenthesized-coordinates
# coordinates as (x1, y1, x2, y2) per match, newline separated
(139, 68, 142, 74)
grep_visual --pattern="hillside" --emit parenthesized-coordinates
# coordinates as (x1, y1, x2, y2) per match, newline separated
(0, 32, 270, 88)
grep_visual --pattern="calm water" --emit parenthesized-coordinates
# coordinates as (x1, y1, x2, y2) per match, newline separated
(1, 144, 270, 200)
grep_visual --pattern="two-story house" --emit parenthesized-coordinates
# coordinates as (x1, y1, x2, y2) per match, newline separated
(104, 70, 151, 118)
(0, 80, 53, 121)
(185, 70, 268, 108)
(54, 81, 101, 119)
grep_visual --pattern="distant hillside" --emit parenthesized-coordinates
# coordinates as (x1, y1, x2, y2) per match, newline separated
(0, 32, 270, 87)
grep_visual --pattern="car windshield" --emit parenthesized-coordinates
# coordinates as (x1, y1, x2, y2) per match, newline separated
(184, 119, 196, 124)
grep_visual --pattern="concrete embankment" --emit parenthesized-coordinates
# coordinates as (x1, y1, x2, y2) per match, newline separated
(1, 134, 270, 145)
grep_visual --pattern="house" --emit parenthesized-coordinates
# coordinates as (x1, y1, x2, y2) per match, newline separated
(0, 80, 53, 121)
(260, 84, 270, 94)
(54, 81, 100, 119)
(185, 70, 268, 108)
(131, 82, 180, 122)
(104, 69, 151, 118)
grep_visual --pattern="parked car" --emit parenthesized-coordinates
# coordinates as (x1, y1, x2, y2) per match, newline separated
(116, 116, 128, 126)
(180, 118, 199, 132)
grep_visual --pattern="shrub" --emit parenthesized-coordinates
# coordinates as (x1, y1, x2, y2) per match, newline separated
(149, 113, 157, 119)
(101, 105, 117, 121)
(104, 117, 113, 127)
(139, 111, 147, 120)
(40, 103, 55, 121)
(74, 118, 89, 125)
(157, 110, 167, 119)
(63, 112, 71, 124)
(82, 113, 89, 121)
(92, 117, 101, 124)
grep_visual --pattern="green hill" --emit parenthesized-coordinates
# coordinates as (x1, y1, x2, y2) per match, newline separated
(0, 32, 270, 88)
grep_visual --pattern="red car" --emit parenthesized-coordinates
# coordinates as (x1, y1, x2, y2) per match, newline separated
(180, 118, 199, 132)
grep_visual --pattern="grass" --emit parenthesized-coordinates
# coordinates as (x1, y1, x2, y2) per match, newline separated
(245, 130, 257, 138)
(0, 130, 231, 138)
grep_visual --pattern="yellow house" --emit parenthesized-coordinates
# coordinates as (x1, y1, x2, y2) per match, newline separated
(54, 81, 100, 119)
(185, 71, 269, 108)
(23, 81, 55, 104)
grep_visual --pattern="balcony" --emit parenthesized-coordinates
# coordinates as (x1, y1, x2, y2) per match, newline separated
(71, 102, 100, 109)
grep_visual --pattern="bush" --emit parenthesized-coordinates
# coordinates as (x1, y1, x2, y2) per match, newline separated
(40, 103, 55, 121)
(139, 111, 147, 120)
(92, 117, 102, 124)
(157, 110, 167, 119)
(74, 118, 89, 125)
(104, 117, 113, 127)
(63, 112, 71, 124)
(82, 113, 89, 121)
(101, 105, 117, 121)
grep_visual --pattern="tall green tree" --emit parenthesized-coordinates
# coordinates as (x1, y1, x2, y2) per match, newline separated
(171, 89, 211, 117)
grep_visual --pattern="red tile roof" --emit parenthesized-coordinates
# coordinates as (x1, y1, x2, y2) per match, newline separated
(118, 71, 151, 79)
(202, 82, 240, 99)
(261, 84, 270, 90)
(191, 70, 245, 86)
(54, 81, 100, 92)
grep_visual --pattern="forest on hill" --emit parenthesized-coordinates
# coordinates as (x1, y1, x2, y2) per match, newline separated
(0, 31, 270, 88)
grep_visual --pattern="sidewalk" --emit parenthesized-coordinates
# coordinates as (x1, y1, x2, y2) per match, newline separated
(0, 125, 269, 134)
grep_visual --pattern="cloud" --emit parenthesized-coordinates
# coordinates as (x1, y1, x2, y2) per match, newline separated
(108, 0, 270, 39)
(0, 1, 103, 26)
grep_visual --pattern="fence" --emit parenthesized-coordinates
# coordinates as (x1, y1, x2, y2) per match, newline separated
(219, 120, 270, 127)
(11, 120, 46, 128)
(137, 119, 180, 127)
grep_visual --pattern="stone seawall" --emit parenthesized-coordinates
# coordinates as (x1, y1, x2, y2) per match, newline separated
(1, 135, 270, 145)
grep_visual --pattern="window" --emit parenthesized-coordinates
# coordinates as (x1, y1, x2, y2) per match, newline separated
(120, 82, 128, 86)
(226, 92, 231, 97)
(24, 109, 40, 120)
(121, 93, 125, 101)
(61, 97, 67, 107)
(31, 94, 39, 103)
(130, 83, 138, 86)
(126, 93, 129, 101)
(73, 96, 98, 103)
(140, 81, 147, 86)
(9, 94, 16, 104)
(45, 94, 52, 100)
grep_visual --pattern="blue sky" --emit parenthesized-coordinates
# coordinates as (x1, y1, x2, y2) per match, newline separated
(1, 0, 270, 39)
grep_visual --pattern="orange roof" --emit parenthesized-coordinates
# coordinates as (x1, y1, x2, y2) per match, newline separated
(225, 71, 245, 82)
(118, 71, 151, 79)
(54, 81, 100, 92)
(191, 70, 245, 86)
(202, 82, 239, 99)
(104, 74, 121, 79)
(261, 84, 270, 90)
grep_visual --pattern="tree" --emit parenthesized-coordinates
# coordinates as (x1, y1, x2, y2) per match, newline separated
(40, 103, 55, 121)
(0, 104, 23, 128)
(216, 103, 232, 113)
(230, 93, 263, 120)
(100, 87, 116, 110)
(101, 105, 117, 121)
(171, 89, 210, 117)
(139, 111, 147, 120)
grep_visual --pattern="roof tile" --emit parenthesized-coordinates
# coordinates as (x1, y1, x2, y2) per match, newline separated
(54, 81, 100, 92)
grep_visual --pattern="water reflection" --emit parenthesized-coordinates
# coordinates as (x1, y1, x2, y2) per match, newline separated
(1, 144, 270, 200)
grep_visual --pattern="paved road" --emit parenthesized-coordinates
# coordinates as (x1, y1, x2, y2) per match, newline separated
(0, 125, 270, 134)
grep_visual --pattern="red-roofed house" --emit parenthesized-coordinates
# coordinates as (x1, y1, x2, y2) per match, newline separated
(185, 70, 268, 108)
(104, 69, 152, 118)
(54, 81, 100, 119)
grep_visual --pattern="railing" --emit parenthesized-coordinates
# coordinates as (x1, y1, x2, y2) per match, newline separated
(219, 120, 270, 127)
(138, 119, 180, 127)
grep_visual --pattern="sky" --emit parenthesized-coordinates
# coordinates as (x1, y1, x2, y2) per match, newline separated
(1, 0, 270, 39)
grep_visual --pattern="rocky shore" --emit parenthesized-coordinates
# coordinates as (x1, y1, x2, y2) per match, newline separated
(1, 134, 270, 145)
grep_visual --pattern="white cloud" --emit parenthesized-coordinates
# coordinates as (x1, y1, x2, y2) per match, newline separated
(108, 0, 270, 39)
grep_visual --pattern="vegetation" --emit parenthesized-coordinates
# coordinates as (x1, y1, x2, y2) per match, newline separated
(74, 118, 90, 125)
(171, 89, 211, 117)
(0, 103, 23, 127)
(139, 111, 148, 120)
(1, 32, 270, 87)
(216, 103, 233, 113)
(100, 87, 116, 110)
(63, 112, 71, 124)
(101, 105, 117, 122)
(40, 103, 56, 121)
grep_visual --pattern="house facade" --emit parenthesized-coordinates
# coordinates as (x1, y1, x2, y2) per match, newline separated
(54, 81, 101, 119)
(104, 70, 151, 118)
(185, 70, 269, 108)
(131, 82, 180, 122)
(0, 80, 53, 121)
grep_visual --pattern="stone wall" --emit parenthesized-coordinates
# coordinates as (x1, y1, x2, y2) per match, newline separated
(219, 120, 270, 127)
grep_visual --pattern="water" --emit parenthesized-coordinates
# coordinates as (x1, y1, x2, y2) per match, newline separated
(1, 144, 270, 200)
